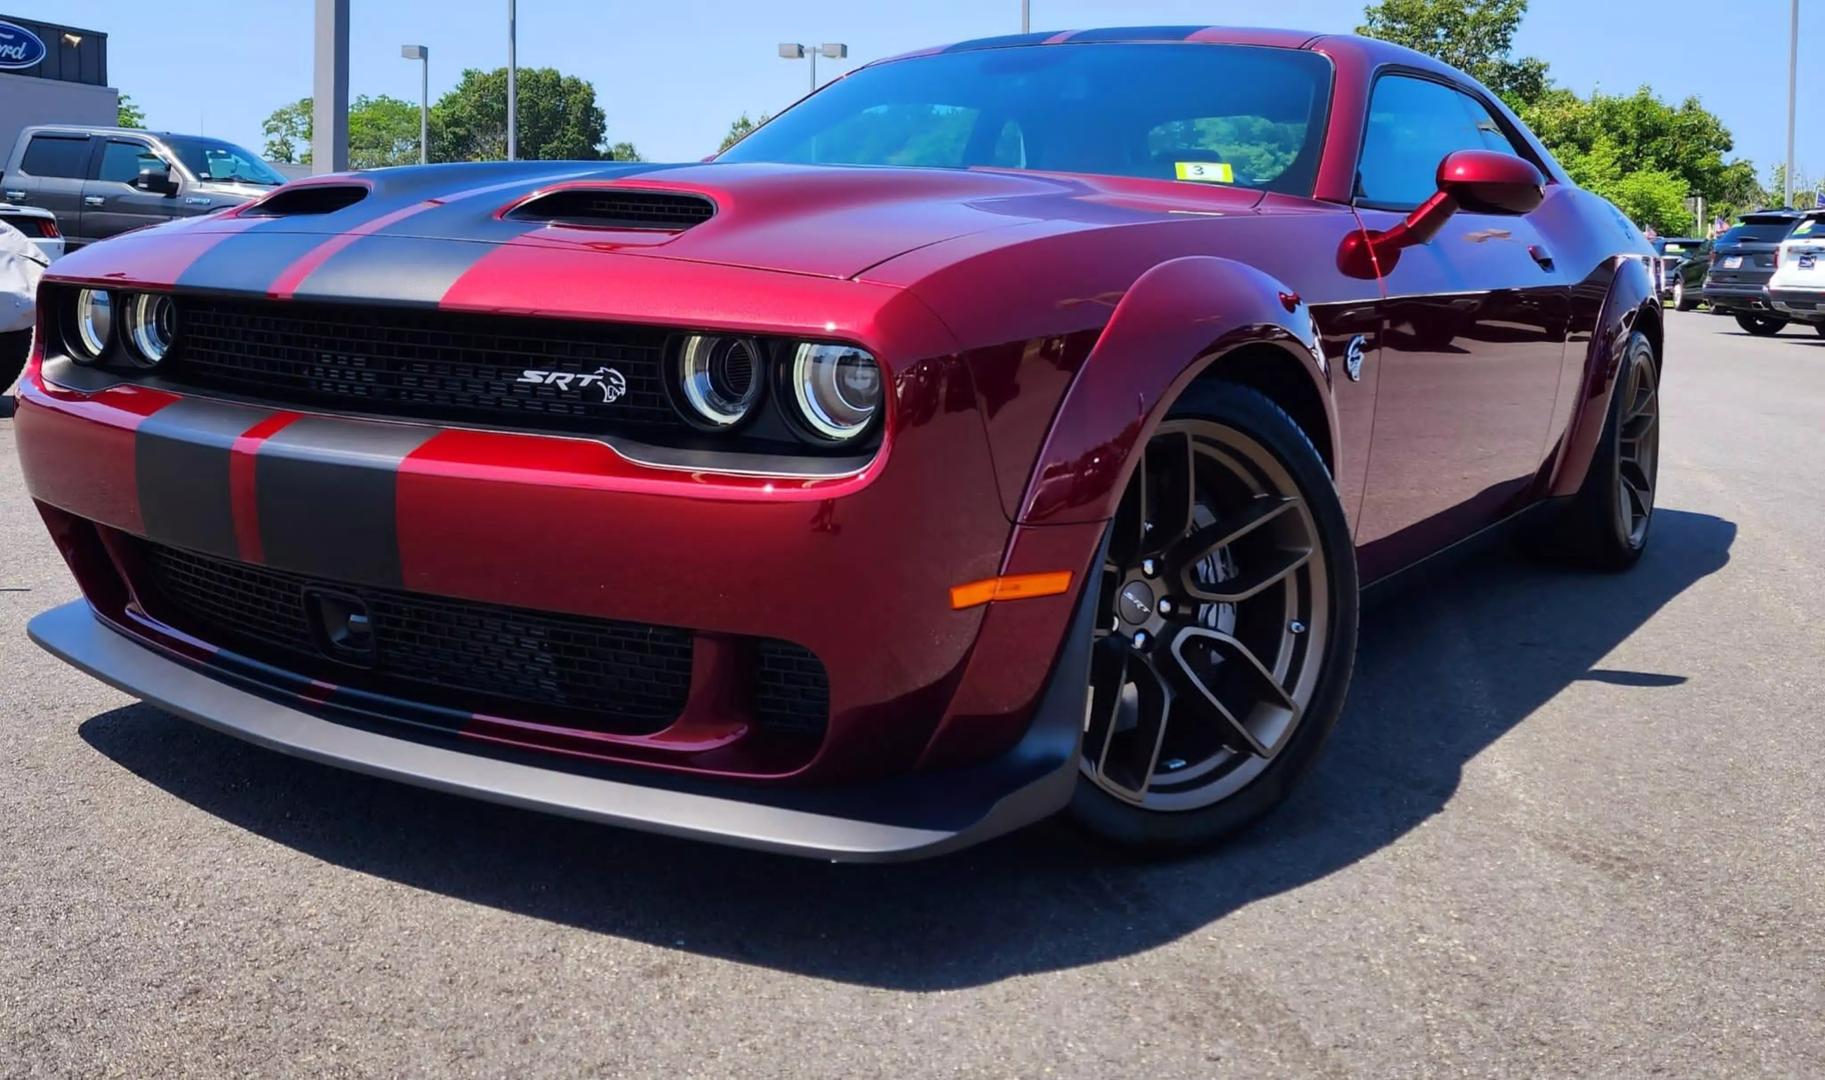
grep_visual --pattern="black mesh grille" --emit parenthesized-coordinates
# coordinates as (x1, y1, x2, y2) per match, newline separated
(135, 541, 694, 732)
(753, 640, 830, 737)
(167, 298, 678, 434)
(508, 190, 716, 230)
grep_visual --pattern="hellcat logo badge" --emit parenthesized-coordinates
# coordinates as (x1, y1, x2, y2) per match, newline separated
(1344, 335, 1366, 382)
(517, 366, 628, 403)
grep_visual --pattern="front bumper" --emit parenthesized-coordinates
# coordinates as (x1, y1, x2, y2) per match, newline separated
(29, 597, 1086, 861)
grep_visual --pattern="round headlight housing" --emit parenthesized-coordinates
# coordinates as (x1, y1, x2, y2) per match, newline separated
(676, 334, 764, 428)
(124, 292, 176, 367)
(73, 289, 113, 361)
(790, 343, 881, 442)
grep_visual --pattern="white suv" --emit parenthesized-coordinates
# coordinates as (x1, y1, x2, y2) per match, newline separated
(1767, 212, 1825, 334)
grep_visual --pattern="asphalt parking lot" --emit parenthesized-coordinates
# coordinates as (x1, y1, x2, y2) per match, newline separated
(2, 309, 1821, 1078)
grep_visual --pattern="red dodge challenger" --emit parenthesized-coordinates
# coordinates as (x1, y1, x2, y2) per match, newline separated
(16, 29, 1661, 860)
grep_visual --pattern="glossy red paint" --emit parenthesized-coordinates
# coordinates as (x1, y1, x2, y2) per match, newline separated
(18, 27, 1658, 806)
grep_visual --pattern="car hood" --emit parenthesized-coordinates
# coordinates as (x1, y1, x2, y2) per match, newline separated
(147, 160, 1267, 281)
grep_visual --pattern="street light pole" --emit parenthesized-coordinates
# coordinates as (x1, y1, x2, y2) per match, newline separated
(779, 43, 848, 94)
(506, 0, 518, 161)
(401, 45, 429, 165)
(1786, 0, 1798, 208)
(1022, 0, 1030, 33)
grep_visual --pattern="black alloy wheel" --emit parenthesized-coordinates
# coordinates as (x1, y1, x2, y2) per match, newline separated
(1070, 384, 1357, 850)
(1539, 330, 1660, 571)
(1735, 313, 1787, 336)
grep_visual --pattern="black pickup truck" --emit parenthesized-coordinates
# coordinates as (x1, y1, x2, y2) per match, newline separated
(1, 126, 284, 251)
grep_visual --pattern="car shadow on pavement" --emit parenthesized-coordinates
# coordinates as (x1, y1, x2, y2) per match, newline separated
(78, 509, 1734, 991)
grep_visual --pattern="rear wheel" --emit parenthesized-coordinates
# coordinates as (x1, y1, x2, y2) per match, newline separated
(1735, 312, 1787, 336)
(1673, 279, 1696, 312)
(1068, 383, 1358, 851)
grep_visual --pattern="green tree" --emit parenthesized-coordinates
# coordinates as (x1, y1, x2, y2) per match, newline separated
(718, 112, 771, 153)
(116, 94, 146, 129)
(604, 141, 643, 161)
(1357, 0, 1550, 107)
(432, 67, 612, 161)
(262, 98, 313, 165)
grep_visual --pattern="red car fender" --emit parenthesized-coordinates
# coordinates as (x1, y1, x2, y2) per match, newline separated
(1547, 256, 1660, 498)
(1015, 254, 1337, 527)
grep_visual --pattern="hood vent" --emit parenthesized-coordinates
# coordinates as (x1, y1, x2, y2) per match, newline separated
(507, 189, 717, 231)
(245, 184, 368, 216)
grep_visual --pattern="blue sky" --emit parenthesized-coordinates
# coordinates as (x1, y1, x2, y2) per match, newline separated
(31, 0, 1819, 183)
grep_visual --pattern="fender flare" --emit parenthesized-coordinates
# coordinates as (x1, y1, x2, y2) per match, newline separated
(1547, 256, 1659, 498)
(1014, 255, 1338, 526)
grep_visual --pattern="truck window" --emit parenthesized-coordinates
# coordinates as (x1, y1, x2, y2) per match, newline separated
(19, 135, 91, 178)
(95, 141, 162, 184)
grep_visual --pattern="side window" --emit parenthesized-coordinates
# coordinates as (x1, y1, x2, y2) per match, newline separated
(1358, 75, 1524, 209)
(95, 141, 161, 184)
(18, 136, 91, 179)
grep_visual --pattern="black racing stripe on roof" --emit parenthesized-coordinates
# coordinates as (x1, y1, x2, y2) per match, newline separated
(944, 31, 1063, 52)
(1059, 26, 1205, 43)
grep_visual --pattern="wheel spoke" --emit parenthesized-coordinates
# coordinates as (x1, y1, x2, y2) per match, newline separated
(1165, 627, 1299, 758)
(1620, 457, 1652, 496)
(1084, 638, 1129, 774)
(1170, 495, 1298, 566)
(1085, 642, 1172, 803)
(1183, 543, 1312, 604)
(1622, 409, 1657, 444)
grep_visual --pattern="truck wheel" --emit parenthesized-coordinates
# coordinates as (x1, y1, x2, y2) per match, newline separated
(1735, 313, 1787, 336)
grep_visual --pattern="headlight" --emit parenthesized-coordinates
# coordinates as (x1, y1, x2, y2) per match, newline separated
(676, 334, 763, 428)
(790, 343, 881, 442)
(124, 292, 176, 366)
(73, 289, 112, 360)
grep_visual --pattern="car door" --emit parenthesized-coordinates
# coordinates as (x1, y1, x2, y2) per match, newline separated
(1350, 73, 1570, 578)
(3, 133, 92, 245)
(80, 137, 178, 243)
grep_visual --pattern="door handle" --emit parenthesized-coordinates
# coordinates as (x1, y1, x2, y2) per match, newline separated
(83, 196, 105, 207)
(2, 190, 24, 200)
(1528, 244, 1555, 271)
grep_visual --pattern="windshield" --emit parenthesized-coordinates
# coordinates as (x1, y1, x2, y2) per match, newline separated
(162, 136, 286, 186)
(719, 44, 1333, 195)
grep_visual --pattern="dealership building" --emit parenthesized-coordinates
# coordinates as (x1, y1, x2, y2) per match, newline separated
(0, 14, 115, 170)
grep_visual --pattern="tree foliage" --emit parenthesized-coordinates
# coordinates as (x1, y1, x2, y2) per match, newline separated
(1357, 0, 1550, 106)
(431, 67, 616, 161)
(116, 94, 146, 129)
(719, 113, 771, 153)
(261, 96, 426, 169)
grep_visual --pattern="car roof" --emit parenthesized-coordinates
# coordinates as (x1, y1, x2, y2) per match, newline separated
(878, 27, 1456, 75)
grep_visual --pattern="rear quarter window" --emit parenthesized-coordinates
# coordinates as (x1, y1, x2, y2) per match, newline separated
(19, 136, 90, 178)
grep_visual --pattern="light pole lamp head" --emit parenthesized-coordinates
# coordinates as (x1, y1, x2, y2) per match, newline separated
(778, 43, 807, 59)
(401, 44, 427, 60)
(819, 43, 849, 59)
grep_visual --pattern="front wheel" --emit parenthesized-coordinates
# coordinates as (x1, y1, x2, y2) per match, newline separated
(1068, 383, 1358, 851)
(1735, 313, 1787, 336)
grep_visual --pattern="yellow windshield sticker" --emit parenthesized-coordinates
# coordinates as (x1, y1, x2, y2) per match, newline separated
(1175, 161, 1235, 184)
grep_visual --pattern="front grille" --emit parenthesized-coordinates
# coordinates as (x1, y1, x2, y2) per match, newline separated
(134, 541, 695, 732)
(753, 640, 831, 737)
(167, 298, 678, 434)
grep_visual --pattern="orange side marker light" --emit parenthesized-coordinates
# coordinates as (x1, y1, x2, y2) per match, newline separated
(949, 571, 1073, 610)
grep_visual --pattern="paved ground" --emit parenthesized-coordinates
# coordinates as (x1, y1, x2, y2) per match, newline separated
(1, 311, 1821, 1078)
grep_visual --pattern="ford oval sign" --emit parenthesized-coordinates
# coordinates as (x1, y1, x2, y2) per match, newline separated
(0, 21, 47, 70)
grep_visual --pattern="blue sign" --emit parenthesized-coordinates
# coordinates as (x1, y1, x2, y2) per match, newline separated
(0, 21, 47, 70)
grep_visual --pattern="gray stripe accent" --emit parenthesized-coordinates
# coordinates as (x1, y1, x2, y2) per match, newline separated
(255, 417, 438, 586)
(135, 398, 273, 559)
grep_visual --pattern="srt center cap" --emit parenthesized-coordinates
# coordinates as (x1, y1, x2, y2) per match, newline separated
(1118, 581, 1156, 624)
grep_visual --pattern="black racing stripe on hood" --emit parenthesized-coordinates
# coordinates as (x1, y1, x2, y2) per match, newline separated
(287, 234, 527, 305)
(175, 230, 329, 295)
(255, 417, 440, 588)
(135, 398, 276, 560)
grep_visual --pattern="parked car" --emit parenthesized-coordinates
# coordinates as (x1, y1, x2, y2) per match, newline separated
(18, 28, 1662, 860)
(1670, 236, 1713, 311)
(1, 215, 49, 390)
(1, 126, 284, 251)
(1650, 236, 1702, 300)
(0, 202, 63, 262)
(1702, 210, 1804, 334)
(1766, 211, 1825, 333)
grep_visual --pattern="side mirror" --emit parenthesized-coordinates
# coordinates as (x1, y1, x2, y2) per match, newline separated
(133, 165, 178, 195)
(1339, 149, 1546, 278)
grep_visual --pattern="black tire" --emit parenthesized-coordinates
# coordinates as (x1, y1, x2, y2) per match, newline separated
(1068, 382, 1359, 851)
(1735, 312, 1787, 336)
(1814, 323, 1825, 337)
(0, 329, 30, 394)
(1541, 331, 1660, 572)
(1673, 278, 1697, 312)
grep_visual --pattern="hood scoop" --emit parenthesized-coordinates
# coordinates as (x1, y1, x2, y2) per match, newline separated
(506, 188, 717, 231)
(244, 183, 368, 216)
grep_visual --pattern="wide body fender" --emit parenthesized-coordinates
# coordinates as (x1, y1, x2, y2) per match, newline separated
(1015, 255, 1337, 527)
(1546, 254, 1659, 498)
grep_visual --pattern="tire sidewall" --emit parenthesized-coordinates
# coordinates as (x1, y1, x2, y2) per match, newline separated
(1068, 382, 1360, 850)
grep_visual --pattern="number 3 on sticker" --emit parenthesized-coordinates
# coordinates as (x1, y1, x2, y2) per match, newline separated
(1175, 162, 1235, 183)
